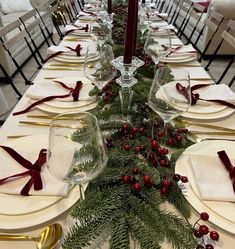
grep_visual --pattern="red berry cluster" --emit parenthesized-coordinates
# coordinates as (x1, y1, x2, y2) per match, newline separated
(166, 127, 188, 146)
(148, 139, 170, 168)
(119, 123, 146, 152)
(101, 80, 116, 103)
(193, 212, 219, 249)
(172, 173, 188, 183)
(122, 167, 153, 192)
(160, 178, 172, 195)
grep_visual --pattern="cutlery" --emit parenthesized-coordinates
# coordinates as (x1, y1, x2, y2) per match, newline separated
(7, 135, 30, 139)
(42, 67, 81, 71)
(190, 77, 212, 81)
(27, 115, 84, 120)
(44, 77, 58, 80)
(50, 63, 83, 67)
(174, 119, 235, 133)
(64, 37, 88, 41)
(190, 131, 235, 136)
(19, 121, 84, 128)
(186, 132, 235, 143)
(170, 64, 202, 67)
(0, 223, 62, 249)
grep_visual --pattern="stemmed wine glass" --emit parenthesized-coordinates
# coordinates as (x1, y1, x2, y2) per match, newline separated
(84, 43, 116, 90)
(144, 28, 172, 66)
(148, 67, 191, 144)
(47, 111, 108, 202)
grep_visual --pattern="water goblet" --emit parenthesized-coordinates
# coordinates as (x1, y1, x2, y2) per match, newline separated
(148, 67, 191, 144)
(47, 111, 108, 201)
(84, 43, 116, 90)
(144, 28, 172, 66)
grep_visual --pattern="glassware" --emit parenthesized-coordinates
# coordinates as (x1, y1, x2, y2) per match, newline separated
(47, 111, 108, 201)
(148, 67, 191, 143)
(144, 28, 172, 65)
(84, 43, 116, 90)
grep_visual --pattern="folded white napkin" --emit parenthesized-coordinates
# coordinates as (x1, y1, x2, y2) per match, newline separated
(149, 12, 168, 21)
(189, 154, 235, 202)
(47, 45, 85, 57)
(164, 83, 235, 105)
(0, 136, 70, 196)
(26, 78, 96, 102)
(151, 23, 177, 33)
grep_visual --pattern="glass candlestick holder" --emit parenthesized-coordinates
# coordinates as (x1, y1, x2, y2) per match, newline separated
(111, 56, 144, 120)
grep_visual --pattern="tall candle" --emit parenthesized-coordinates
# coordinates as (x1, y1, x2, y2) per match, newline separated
(108, 0, 112, 14)
(132, 0, 138, 55)
(123, 0, 138, 64)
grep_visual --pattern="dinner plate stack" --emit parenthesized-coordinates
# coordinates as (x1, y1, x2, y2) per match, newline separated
(26, 76, 98, 114)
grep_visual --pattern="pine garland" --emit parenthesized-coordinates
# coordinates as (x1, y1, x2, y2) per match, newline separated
(62, 2, 197, 248)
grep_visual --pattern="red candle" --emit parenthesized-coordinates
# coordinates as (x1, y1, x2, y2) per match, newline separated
(123, 0, 138, 64)
(132, 0, 138, 55)
(108, 0, 112, 14)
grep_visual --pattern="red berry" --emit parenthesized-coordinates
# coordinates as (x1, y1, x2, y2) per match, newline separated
(210, 231, 219, 241)
(167, 137, 174, 146)
(173, 174, 181, 181)
(134, 146, 141, 153)
(181, 176, 188, 183)
(176, 134, 182, 142)
(199, 225, 209, 235)
(152, 159, 158, 167)
(159, 159, 167, 167)
(139, 127, 144, 133)
(193, 229, 203, 238)
(158, 130, 164, 137)
(159, 147, 169, 155)
(162, 179, 172, 188)
(148, 152, 155, 159)
(132, 182, 141, 192)
(177, 128, 184, 133)
(131, 127, 139, 134)
(122, 123, 129, 130)
(143, 175, 152, 183)
(200, 212, 209, 221)
(122, 175, 130, 184)
(140, 145, 145, 151)
(151, 140, 158, 149)
(160, 187, 168, 194)
(123, 145, 131, 151)
(132, 168, 140, 175)
(205, 244, 214, 249)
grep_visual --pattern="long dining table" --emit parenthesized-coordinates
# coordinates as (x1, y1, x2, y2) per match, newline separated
(0, 7, 235, 249)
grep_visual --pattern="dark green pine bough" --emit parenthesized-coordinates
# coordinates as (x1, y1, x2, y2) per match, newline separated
(62, 1, 196, 249)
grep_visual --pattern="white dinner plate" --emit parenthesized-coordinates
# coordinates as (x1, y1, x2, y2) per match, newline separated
(182, 107, 234, 120)
(0, 135, 72, 216)
(161, 53, 198, 64)
(186, 104, 227, 114)
(34, 100, 98, 114)
(175, 140, 235, 235)
(53, 53, 99, 63)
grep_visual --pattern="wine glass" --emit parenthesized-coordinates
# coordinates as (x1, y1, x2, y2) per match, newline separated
(144, 28, 172, 65)
(47, 111, 108, 202)
(84, 43, 116, 90)
(148, 67, 191, 144)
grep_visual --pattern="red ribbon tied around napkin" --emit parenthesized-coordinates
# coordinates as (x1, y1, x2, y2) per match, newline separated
(13, 81, 83, 116)
(0, 146, 47, 196)
(176, 83, 235, 109)
(64, 24, 89, 36)
(44, 44, 82, 63)
(217, 150, 235, 193)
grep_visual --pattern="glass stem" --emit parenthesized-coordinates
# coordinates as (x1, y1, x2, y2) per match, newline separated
(162, 122, 168, 147)
(79, 184, 85, 201)
(119, 87, 133, 121)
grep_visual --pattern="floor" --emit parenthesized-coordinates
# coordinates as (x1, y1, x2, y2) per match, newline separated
(0, 32, 235, 114)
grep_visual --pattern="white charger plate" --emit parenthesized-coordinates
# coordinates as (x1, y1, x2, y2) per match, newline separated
(54, 53, 99, 63)
(175, 140, 235, 234)
(0, 135, 73, 216)
(182, 107, 234, 120)
(34, 100, 98, 114)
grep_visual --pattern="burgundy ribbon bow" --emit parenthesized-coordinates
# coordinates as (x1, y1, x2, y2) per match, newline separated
(217, 150, 235, 193)
(176, 83, 235, 109)
(64, 24, 89, 36)
(0, 146, 47, 196)
(13, 81, 83, 116)
(44, 44, 82, 63)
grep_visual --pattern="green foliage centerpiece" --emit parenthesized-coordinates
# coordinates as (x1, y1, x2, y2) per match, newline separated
(62, 1, 196, 249)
